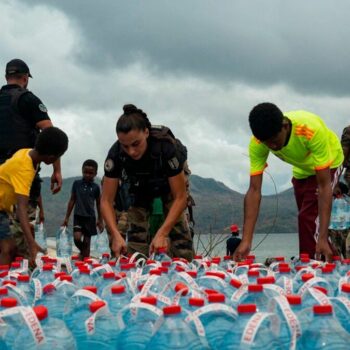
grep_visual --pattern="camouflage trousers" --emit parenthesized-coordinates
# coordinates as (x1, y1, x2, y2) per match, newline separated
(9, 203, 37, 259)
(328, 229, 350, 259)
(126, 197, 194, 261)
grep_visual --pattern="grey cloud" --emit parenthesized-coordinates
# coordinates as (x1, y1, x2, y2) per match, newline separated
(24, 0, 350, 96)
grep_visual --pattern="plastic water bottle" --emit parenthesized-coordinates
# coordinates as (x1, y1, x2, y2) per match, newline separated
(299, 304, 350, 349)
(56, 226, 73, 258)
(338, 283, 350, 299)
(71, 267, 95, 288)
(63, 286, 101, 330)
(71, 300, 119, 350)
(301, 286, 331, 309)
(146, 305, 207, 350)
(17, 275, 34, 304)
(101, 285, 132, 313)
(94, 230, 110, 257)
(0, 298, 23, 347)
(275, 266, 295, 294)
(329, 197, 348, 230)
(115, 297, 162, 350)
(221, 304, 282, 350)
(154, 248, 172, 263)
(56, 275, 78, 300)
(34, 264, 56, 287)
(12, 305, 76, 350)
(35, 284, 64, 319)
(96, 272, 115, 295)
(233, 284, 270, 312)
(189, 294, 237, 350)
(268, 295, 301, 349)
(330, 296, 350, 334)
(35, 223, 48, 253)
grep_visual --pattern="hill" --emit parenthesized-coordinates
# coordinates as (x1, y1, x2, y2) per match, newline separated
(40, 174, 297, 236)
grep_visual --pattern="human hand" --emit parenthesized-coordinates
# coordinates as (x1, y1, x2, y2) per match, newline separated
(149, 232, 170, 255)
(28, 241, 46, 267)
(51, 171, 62, 194)
(233, 240, 251, 261)
(97, 220, 104, 233)
(315, 239, 333, 262)
(111, 234, 127, 258)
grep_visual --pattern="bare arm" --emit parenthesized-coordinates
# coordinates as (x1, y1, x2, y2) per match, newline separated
(96, 194, 104, 232)
(16, 195, 45, 265)
(233, 174, 263, 260)
(100, 177, 127, 257)
(37, 195, 44, 223)
(315, 167, 333, 261)
(36, 119, 62, 194)
(149, 171, 187, 253)
(62, 194, 76, 226)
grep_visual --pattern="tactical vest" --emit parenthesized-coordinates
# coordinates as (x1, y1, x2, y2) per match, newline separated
(0, 86, 39, 162)
(118, 125, 187, 200)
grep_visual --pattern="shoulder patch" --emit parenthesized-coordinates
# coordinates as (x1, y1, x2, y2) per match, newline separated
(38, 103, 48, 113)
(168, 157, 180, 170)
(104, 159, 114, 172)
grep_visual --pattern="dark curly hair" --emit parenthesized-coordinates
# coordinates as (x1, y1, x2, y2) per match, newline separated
(82, 159, 98, 171)
(249, 103, 284, 141)
(35, 127, 68, 156)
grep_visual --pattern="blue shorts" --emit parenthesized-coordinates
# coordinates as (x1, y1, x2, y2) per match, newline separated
(0, 212, 12, 240)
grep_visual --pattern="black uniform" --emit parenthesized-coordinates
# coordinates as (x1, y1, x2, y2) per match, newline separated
(0, 84, 50, 203)
(104, 132, 186, 208)
(103, 128, 194, 260)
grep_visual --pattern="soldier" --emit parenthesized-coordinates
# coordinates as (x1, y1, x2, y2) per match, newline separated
(101, 104, 193, 260)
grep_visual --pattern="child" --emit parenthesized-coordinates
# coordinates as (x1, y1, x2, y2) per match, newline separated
(63, 159, 103, 259)
(0, 127, 68, 265)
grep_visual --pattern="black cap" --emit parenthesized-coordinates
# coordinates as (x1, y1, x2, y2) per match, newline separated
(5, 59, 32, 78)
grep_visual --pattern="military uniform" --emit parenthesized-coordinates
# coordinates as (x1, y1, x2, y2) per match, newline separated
(104, 127, 194, 261)
(341, 125, 350, 188)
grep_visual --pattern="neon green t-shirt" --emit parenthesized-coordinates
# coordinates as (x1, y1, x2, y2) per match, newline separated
(249, 110, 344, 179)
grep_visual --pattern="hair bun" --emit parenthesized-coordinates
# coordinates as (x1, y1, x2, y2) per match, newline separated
(123, 104, 138, 114)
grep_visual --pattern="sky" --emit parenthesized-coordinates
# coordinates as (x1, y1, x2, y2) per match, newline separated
(1, 0, 350, 194)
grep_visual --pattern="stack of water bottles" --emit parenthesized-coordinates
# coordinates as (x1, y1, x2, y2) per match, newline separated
(0, 250, 350, 349)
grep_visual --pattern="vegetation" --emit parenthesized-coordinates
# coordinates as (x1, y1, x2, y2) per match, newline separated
(40, 175, 297, 237)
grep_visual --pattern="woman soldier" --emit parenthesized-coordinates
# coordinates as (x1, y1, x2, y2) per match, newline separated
(101, 104, 194, 261)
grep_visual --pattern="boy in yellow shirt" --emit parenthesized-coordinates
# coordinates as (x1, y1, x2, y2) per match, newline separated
(0, 127, 68, 265)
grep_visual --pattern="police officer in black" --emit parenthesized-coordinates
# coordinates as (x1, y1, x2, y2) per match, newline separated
(0, 58, 62, 191)
(101, 104, 194, 260)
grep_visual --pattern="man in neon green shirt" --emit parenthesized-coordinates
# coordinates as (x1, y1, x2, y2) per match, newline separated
(235, 102, 343, 262)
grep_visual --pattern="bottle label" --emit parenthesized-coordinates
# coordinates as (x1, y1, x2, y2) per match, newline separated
(337, 296, 350, 314)
(32, 278, 43, 304)
(139, 274, 159, 296)
(116, 302, 162, 330)
(22, 259, 29, 272)
(5, 283, 28, 303)
(238, 274, 249, 285)
(231, 285, 248, 303)
(283, 277, 294, 295)
(178, 271, 199, 290)
(200, 275, 227, 287)
(299, 277, 330, 296)
(308, 287, 330, 305)
(241, 312, 276, 345)
(73, 289, 101, 301)
(129, 252, 141, 263)
(269, 296, 301, 345)
(85, 304, 109, 335)
(21, 306, 46, 345)
(263, 284, 285, 296)
(189, 303, 237, 321)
